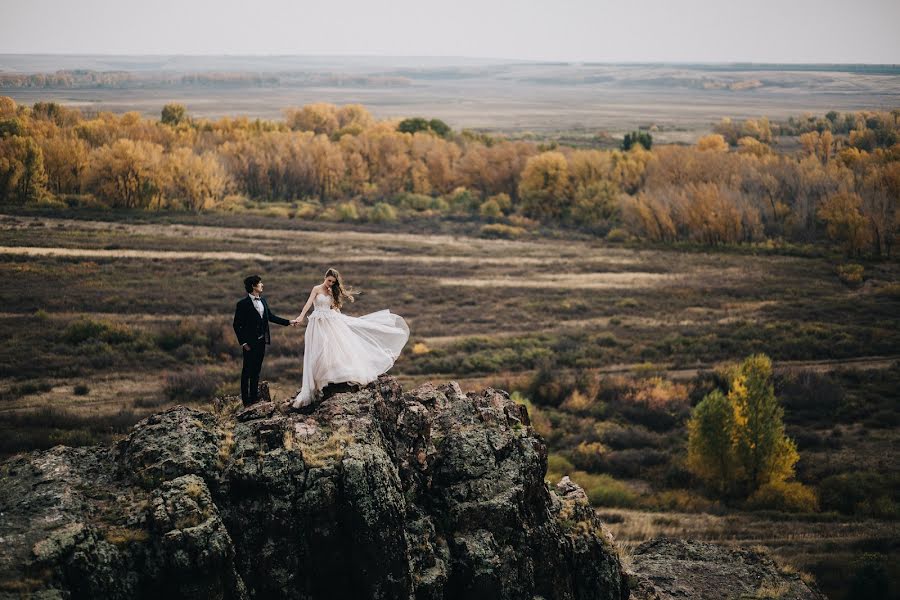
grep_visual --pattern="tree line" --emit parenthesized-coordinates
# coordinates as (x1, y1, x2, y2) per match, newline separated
(0, 97, 897, 256)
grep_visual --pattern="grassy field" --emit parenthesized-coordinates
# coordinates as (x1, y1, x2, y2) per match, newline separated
(2, 208, 898, 599)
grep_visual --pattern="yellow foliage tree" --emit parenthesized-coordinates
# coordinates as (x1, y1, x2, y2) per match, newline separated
(696, 134, 729, 153)
(518, 151, 570, 219)
(818, 192, 870, 255)
(87, 139, 165, 208)
(687, 354, 799, 498)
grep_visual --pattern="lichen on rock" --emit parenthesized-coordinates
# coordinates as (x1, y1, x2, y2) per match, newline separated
(0, 377, 627, 600)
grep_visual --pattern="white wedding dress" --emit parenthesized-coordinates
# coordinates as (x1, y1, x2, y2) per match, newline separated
(291, 293, 409, 408)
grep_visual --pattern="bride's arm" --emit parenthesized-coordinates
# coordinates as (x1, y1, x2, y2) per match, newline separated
(295, 288, 317, 322)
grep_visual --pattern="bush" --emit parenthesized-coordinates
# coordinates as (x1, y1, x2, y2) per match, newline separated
(479, 223, 526, 239)
(546, 453, 575, 482)
(163, 369, 223, 403)
(396, 192, 433, 211)
(605, 227, 629, 243)
(335, 201, 359, 221)
(478, 199, 502, 218)
(644, 489, 719, 513)
(63, 318, 135, 345)
(369, 202, 397, 223)
(73, 384, 90, 396)
(528, 363, 578, 407)
(836, 263, 864, 285)
(818, 471, 899, 518)
(568, 470, 639, 508)
(746, 481, 819, 513)
(777, 369, 844, 423)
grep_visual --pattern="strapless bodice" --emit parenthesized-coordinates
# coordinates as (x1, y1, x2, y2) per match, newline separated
(309, 294, 337, 319)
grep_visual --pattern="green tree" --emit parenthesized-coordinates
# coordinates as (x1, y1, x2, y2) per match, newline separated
(397, 117, 451, 138)
(428, 118, 451, 138)
(161, 103, 188, 126)
(686, 354, 799, 497)
(687, 389, 739, 496)
(622, 130, 652, 151)
(398, 117, 430, 135)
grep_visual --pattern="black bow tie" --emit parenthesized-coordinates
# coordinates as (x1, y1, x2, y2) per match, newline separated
(251, 297, 262, 302)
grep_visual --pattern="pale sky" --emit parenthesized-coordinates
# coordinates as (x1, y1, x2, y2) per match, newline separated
(2, 0, 899, 63)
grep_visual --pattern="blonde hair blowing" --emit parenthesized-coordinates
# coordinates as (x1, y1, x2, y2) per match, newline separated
(325, 268, 356, 309)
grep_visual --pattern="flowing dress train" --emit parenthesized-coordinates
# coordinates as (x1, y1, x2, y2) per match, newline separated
(292, 293, 409, 407)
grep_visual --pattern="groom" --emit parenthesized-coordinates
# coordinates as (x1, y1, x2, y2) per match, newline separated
(233, 275, 295, 406)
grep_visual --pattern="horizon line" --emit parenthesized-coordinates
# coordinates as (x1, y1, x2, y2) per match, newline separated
(0, 52, 898, 67)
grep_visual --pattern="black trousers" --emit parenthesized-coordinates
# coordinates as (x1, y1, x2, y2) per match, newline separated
(241, 337, 266, 406)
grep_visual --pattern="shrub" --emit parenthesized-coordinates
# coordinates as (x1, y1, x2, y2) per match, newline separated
(369, 202, 397, 223)
(396, 192, 433, 211)
(546, 453, 575, 482)
(487, 193, 512, 213)
(480, 223, 526, 239)
(568, 471, 639, 508)
(644, 489, 719, 513)
(479, 199, 502, 218)
(605, 228, 629, 243)
(335, 201, 360, 221)
(836, 263, 864, 285)
(599, 424, 660, 450)
(449, 187, 479, 212)
(73, 384, 90, 396)
(776, 369, 844, 423)
(163, 369, 223, 403)
(818, 471, 900, 518)
(63, 318, 135, 345)
(528, 363, 578, 407)
(746, 481, 819, 513)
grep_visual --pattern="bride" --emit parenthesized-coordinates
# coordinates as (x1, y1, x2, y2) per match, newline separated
(290, 268, 409, 409)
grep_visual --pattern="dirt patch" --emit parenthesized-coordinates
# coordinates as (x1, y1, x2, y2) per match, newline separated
(438, 272, 679, 290)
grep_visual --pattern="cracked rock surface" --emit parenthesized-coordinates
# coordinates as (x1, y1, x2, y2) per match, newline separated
(627, 538, 825, 600)
(0, 377, 626, 600)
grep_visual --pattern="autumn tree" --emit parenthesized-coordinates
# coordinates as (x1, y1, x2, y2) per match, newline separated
(165, 148, 230, 211)
(41, 134, 88, 194)
(336, 104, 373, 132)
(86, 138, 165, 208)
(687, 354, 800, 498)
(0, 96, 16, 118)
(571, 179, 620, 229)
(0, 136, 48, 204)
(518, 151, 570, 220)
(817, 192, 870, 255)
(696, 134, 729, 153)
(730, 354, 799, 493)
(285, 103, 339, 135)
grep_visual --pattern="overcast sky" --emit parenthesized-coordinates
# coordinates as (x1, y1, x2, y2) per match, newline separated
(3, 0, 899, 63)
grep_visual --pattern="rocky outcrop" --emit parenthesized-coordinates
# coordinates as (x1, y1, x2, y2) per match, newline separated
(627, 538, 825, 600)
(0, 377, 626, 600)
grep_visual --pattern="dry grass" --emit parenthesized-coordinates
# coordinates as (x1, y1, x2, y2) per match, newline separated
(296, 426, 355, 467)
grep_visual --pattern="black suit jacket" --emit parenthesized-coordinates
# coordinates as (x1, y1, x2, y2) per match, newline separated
(233, 296, 290, 346)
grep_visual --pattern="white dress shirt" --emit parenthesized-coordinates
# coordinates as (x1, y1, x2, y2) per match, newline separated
(249, 294, 264, 318)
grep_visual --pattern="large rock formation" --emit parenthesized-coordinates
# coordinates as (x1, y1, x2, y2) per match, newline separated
(0, 377, 627, 600)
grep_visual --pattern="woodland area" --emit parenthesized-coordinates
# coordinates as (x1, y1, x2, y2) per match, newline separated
(1, 97, 897, 257)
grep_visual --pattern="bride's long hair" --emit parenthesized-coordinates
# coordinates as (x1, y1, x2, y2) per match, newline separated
(325, 268, 355, 309)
